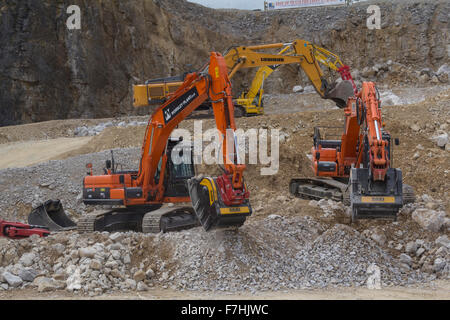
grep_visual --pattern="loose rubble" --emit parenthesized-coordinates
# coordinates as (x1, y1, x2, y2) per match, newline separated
(74, 121, 147, 137)
(0, 85, 448, 296)
(0, 212, 447, 296)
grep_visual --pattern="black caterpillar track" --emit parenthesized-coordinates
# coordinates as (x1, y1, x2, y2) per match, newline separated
(290, 178, 347, 202)
(77, 212, 104, 233)
(77, 206, 199, 234)
(142, 206, 199, 233)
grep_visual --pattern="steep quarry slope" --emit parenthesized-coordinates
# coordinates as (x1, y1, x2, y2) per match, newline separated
(0, 0, 241, 126)
(0, 0, 448, 126)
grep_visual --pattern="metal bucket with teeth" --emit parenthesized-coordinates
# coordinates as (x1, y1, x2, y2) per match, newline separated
(28, 200, 77, 231)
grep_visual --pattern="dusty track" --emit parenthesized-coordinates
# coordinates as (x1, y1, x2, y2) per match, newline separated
(1, 281, 449, 300)
(0, 137, 92, 170)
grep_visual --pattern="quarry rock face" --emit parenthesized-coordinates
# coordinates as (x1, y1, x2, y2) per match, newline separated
(0, 0, 449, 126)
(0, 0, 239, 127)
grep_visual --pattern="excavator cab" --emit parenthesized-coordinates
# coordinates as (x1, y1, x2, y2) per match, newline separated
(162, 138, 196, 198)
(81, 139, 199, 233)
(312, 126, 342, 176)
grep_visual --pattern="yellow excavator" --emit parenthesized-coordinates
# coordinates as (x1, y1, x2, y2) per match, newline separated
(134, 39, 357, 116)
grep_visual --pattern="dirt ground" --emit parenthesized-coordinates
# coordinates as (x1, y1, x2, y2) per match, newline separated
(0, 84, 448, 300)
(0, 137, 92, 169)
(0, 86, 448, 212)
(1, 280, 449, 300)
(0, 86, 448, 209)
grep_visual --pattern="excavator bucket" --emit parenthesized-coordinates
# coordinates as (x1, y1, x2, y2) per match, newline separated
(28, 200, 77, 231)
(187, 176, 252, 231)
(325, 80, 355, 108)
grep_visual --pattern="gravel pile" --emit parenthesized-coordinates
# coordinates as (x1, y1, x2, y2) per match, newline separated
(0, 211, 448, 295)
(166, 217, 434, 292)
(74, 121, 148, 137)
(0, 101, 448, 295)
(0, 146, 448, 295)
(0, 148, 141, 221)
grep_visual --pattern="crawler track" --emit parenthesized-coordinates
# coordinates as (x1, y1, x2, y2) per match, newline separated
(77, 206, 199, 234)
(142, 206, 199, 233)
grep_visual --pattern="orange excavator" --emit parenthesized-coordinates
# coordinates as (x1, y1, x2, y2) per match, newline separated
(290, 82, 414, 220)
(80, 52, 252, 233)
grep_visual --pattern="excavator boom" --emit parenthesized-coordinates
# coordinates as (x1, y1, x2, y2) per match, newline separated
(234, 41, 359, 115)
(224, 39, 352, 102)
(134, 39, 356, 114)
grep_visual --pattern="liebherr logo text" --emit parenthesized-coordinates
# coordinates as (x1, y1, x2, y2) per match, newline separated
(261, 58, 284, 62)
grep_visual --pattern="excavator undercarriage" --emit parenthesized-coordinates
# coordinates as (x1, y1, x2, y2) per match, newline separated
(290, 176, 415, 220)
(77, 205, 199, 234)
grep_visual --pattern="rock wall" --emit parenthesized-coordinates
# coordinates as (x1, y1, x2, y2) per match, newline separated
(0, 0, 448, 126)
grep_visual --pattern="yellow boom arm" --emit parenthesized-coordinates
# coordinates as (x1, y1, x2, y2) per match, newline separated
(134, 39, 356, 112)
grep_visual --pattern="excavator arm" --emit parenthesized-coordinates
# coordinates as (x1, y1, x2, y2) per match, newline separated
(235, 65, 276, 114)
(360, 82, 389, 181)
(136, 53, 246, 198)
(225, 40, 329, 97)
(83, 52, 252, 232)
(224, 39, 357, 108)
(134, 39, 356, 112)
(233, 40, 358, 115)
(347, 82, 403, 219)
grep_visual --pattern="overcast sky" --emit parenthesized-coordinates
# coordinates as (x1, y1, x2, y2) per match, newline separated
(188, 0, 264, 10)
